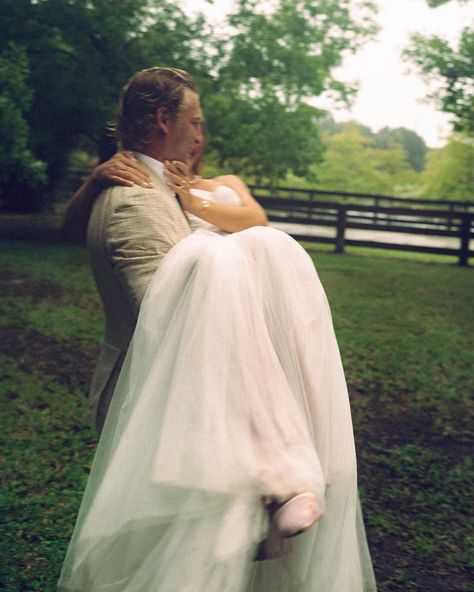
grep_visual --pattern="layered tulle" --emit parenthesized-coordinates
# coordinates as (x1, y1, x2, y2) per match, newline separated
(58, 226, 376, 592)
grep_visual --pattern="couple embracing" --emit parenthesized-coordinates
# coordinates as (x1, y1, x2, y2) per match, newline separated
(58, 67, 376, 592)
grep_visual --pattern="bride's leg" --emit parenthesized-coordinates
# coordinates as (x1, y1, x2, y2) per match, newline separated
(249, 419, 323, 546)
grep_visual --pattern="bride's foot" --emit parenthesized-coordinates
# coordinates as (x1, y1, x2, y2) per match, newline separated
(273, 492, 322, 538)
(254, 493, 322, 561)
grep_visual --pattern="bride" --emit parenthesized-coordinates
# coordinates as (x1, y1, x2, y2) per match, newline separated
(58, 152, 377, 591)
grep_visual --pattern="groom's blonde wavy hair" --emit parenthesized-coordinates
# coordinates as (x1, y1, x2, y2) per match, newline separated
(113, 67, 197, 150)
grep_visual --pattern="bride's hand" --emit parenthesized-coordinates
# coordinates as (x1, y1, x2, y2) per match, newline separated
(91, 151, 153, 189)
(164, 160, 196, 211)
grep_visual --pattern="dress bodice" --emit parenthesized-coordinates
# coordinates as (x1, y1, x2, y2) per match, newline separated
(186, 185, 242, 234)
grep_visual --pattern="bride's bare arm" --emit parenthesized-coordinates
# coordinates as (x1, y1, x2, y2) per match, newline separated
(60, 152, 152, 244)
(165, 163, 268, 233)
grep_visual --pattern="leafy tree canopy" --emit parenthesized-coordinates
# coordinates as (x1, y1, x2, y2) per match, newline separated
(218, 0, 378, 106)
(373, 127, 428, 172)
(403, 26, 474, 134)
(317, 117, 428, 172)
(2, 0, 471, 210)
(0, 42, 47, 211)
(198, 0, 379, 182)
(0, 0, 200, 186)
(425, 0, 469, 6)
(205, 92, 324, 182)
(309, 123, 417, 196)
(421, 133, 474, 201)
(0, 0, 379, 207)
(308, 118, 472, 200)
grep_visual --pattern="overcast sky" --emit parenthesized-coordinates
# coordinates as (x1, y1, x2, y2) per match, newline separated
(181, 0, 474, 147)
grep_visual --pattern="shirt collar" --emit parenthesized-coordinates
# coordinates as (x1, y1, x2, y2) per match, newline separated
(135, 152, 188, 219)
(135, 152, 166, 182)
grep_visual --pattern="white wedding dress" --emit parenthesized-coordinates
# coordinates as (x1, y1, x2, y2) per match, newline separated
(58, 186, 376, 592)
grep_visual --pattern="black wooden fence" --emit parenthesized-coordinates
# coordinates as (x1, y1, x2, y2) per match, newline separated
(249, 186, 474, 266)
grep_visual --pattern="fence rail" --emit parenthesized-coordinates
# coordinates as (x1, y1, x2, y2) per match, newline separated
(39, 173, 474, 266)
(249, 187, 473, 266)
(249, 184, 474, 211)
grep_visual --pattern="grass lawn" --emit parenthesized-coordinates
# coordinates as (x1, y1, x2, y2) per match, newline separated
(0, 239, 473, 591)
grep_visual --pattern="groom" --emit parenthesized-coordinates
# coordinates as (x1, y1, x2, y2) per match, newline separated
(86, 67, 203, 430)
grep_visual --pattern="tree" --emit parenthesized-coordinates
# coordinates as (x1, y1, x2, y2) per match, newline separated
(203, 88, 325, 182)
(310, 123, 417, 195)
(421, 134, 474, 201)
(425, 0, 469, 6)
(0, 42, 47, 211)
(0, 0, 202, 207)
(374, 127, 428, 172)
(202, 0, 378, 182)
(0, 0, 379, 207)
(403, 26, 474, 134)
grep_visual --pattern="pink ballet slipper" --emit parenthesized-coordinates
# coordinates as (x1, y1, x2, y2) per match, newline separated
(273, 492, 322, 537)
(254, 493, 322, 560)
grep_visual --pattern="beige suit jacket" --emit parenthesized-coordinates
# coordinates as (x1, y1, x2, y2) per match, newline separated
(86, 163, 191, 430)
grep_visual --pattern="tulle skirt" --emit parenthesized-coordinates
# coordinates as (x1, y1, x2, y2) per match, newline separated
(58, 226, 376, 592)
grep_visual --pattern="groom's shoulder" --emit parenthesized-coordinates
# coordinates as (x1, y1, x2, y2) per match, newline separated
(94, 182, 169, 216)
(100, 182, 165, 204)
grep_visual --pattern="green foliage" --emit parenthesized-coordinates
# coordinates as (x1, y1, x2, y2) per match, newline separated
(1, 240, 473, 591)
(0, 0, 202, 208)
(0, 42, 47, 212)
(0, 0, 380, 206)
(0, 0, 470, 207)
(312, 123, 391, 193)
(205, 91, 324, 182)
(421, 133, 474, 200)
(425, 0, 469, 6)
(403, 26, 474, 134)
(4, 0, 467, 206)
(203, 0, 378, 181)
(309, 123, 419, 195)
(221, 0, 378, 106)
(374, 127, 428, 172)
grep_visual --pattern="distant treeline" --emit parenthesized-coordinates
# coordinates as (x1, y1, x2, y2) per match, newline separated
(281, 120, 473, 203)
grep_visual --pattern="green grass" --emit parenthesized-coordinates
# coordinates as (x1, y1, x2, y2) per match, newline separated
(301, 241, 462, 265)
(1, 240, 473, 591)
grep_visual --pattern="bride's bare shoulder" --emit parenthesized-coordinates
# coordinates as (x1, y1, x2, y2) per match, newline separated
(213, 175, 250, 194)
(214, 174, 242, 184)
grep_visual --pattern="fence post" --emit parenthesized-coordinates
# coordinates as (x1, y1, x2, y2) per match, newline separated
(459, 214, 472, 266)
(308, 191, 314, 220)
(448, 203, 454, 231)
(335, 206, 347, 253)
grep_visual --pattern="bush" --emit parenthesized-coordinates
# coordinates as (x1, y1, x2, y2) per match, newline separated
(0, 43, 47, 212)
